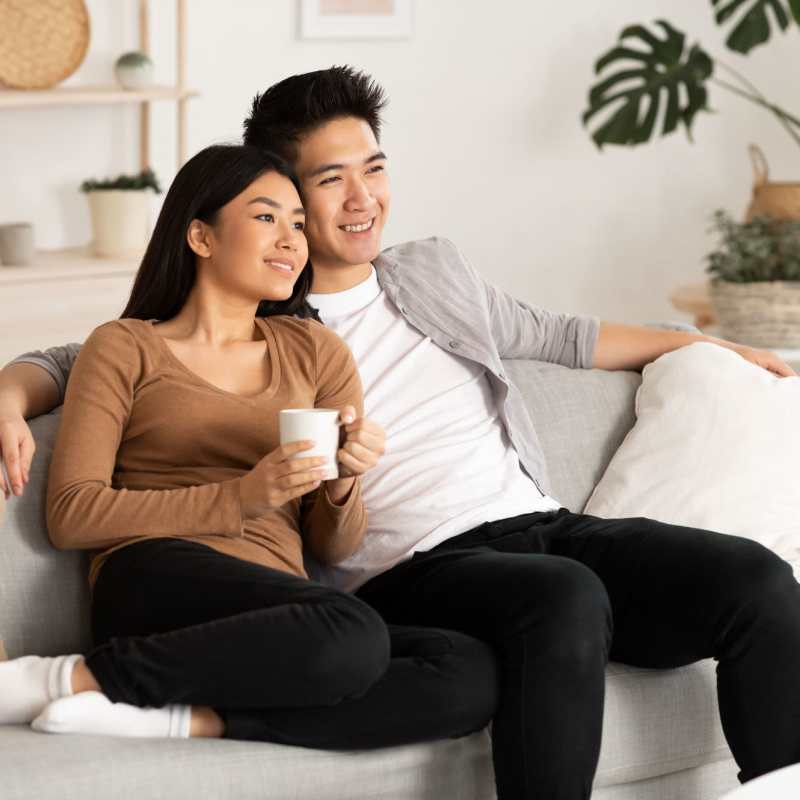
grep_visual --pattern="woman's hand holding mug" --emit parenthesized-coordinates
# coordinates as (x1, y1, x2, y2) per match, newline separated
(238, 441, 328, 520)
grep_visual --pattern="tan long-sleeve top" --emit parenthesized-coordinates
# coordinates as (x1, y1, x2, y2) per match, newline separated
(46, 316, 366, 594)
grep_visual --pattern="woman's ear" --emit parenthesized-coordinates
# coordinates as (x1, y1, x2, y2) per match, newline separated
(187, 219, 213, 258)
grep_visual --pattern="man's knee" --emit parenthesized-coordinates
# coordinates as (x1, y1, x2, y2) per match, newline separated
(717, 537, 797, 612)
(509, 558, 613, 657)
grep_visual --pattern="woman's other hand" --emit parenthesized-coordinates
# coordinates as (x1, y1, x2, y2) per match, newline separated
(335, 405, 386, 479)
(0, 409, 34, 499)
(238, 440, 328, 520)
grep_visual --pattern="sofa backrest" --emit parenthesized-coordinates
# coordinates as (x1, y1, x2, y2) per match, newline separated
(0, 360, 643, 659)
(1, 408, 92, 659)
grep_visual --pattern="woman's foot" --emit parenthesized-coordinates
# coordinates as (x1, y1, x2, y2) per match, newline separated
(31, 692, 207, 739)
(70, 656, 102, 693)
(0, 653, 81, 724)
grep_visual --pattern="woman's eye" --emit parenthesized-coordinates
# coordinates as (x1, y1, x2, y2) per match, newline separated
(293, 222, 305, 231)
(256, 213, 274, 223)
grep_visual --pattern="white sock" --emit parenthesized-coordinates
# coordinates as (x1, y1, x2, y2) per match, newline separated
(0, 653, 81, 724)
(31, 691, 192, 738)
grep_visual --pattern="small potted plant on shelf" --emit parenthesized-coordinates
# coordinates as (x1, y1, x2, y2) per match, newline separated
(706, 210, 800, 348)
(80, 168, 162, 259)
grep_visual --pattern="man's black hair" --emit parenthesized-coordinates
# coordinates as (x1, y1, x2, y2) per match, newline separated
(243, 65, 387, 163)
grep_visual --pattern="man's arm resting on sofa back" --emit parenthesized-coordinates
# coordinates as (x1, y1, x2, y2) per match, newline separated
(0, 362, 61, 420)
(0, 363, 61, 499)
(592, 321, 798, 377)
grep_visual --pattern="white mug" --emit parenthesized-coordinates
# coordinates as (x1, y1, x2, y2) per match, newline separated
(279, 408, 342, 480)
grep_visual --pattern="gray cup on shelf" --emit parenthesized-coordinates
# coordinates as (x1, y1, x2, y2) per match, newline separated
(0, 222, 35, 266)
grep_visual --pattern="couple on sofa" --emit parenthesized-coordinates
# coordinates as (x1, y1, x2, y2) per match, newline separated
(1, 66, 799, 800)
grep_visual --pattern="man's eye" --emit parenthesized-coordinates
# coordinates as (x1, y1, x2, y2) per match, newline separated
(256, 213, 274, 222)
(319, 176, 340, 185)
(367, 165, 385, 174)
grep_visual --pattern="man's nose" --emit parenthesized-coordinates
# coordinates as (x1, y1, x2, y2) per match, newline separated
(344, 177, 372, 209)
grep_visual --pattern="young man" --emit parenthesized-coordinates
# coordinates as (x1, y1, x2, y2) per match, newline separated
(2, 66, 799, 799)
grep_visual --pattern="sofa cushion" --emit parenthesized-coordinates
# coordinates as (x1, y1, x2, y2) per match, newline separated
(595, 658, 733, 788)
(0, 408, 92, 659)
(504, 359, 641, 513)
(583, 342, 800, 563)
(0, 724, 495, 800)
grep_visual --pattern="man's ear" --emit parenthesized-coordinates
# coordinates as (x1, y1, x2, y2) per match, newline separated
(187, 219, 213, 258)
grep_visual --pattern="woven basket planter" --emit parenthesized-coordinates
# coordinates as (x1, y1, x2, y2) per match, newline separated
(709, 278, 800, 348)
(745, 144, 800, 222)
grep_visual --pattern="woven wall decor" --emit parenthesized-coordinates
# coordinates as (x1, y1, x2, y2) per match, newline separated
(0, 0, 90, 90)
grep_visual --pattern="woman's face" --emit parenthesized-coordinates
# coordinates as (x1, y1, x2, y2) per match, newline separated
(194, 170, 309, 303)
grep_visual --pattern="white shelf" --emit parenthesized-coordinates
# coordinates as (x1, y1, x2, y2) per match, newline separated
(0, 85, 198, 109)
(0, 247, 140, 286)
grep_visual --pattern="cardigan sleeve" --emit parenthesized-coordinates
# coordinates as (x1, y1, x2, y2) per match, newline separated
(442, 238, 601, 369)
(6, 342, 82, 404)
(46, 321, 243, 550)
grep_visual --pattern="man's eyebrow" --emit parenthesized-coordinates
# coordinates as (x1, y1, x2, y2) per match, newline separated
(307, 151, 388, 179)
(246, 196, 305, 214)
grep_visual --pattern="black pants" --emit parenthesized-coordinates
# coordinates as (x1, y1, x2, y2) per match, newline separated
(356, 508, 800, 800)
(84, 537, 498, 750)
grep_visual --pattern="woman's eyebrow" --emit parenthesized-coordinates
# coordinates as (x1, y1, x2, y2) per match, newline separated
(247, 196, 305, 214)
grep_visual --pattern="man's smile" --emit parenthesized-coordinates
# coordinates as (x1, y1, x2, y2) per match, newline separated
(340, 218, 375, 234)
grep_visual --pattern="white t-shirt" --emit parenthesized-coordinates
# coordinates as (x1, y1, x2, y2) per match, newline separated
(307, 267, 562, 592)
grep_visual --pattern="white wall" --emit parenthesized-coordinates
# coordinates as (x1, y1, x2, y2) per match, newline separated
(2, 0, 798, 324)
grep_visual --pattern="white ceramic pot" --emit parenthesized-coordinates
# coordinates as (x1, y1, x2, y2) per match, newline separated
(87, 190, 150, 258)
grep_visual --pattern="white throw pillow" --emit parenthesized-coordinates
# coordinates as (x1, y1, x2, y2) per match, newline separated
(583, 342, 800, 565)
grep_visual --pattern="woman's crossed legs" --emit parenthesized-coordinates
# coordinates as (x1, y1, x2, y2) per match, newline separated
(71, 536, 499, 748)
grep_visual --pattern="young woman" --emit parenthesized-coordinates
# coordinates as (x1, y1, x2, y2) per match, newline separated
(0, 144, 497, 747)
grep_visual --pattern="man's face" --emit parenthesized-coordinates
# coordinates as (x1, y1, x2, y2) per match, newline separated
(293, 116, 390, 271)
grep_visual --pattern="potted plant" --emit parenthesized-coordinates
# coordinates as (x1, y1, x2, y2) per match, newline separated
(706, 210, 800, 347)
(80, 168, 162, 259)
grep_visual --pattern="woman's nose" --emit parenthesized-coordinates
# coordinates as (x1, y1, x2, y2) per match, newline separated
(276, 223, 301, 249)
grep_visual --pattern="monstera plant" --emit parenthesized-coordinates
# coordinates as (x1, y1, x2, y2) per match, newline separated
(582, 1, 800, 149)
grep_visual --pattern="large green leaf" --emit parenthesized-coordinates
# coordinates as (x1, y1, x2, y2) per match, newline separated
(583, 20, 713, 148)
(711, 0, 798, 53)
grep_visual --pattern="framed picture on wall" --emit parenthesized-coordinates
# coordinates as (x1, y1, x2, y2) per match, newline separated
(298, 0, 414, 39)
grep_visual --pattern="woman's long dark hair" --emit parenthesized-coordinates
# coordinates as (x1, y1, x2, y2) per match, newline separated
(121, 144, 317, 322)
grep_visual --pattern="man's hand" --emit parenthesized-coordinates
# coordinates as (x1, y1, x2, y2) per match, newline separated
(336, 405, 386, 478)
(730, 344, 798, 378)
(0, 411, 34, 499)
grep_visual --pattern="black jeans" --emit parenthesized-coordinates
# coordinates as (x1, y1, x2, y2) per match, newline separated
(356, 508, 800, 800)
(85, 538, 498, 750)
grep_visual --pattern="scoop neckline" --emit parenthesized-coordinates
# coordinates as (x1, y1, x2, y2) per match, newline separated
(143, 317, 281, 402)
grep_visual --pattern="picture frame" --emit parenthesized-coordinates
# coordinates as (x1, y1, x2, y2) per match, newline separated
(298, 0, 414, 40)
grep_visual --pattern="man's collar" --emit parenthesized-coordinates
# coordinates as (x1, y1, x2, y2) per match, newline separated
(307, 265, 381, 319)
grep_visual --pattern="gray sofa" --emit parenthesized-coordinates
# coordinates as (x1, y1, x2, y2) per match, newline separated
(0, 328, 741, 800)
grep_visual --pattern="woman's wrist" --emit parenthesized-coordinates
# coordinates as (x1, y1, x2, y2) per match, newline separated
(324, 476, 356, 505)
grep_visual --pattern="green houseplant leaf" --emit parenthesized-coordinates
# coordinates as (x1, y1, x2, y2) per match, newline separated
(711, 0, 798, 54)
(583, 20, 713, 148)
